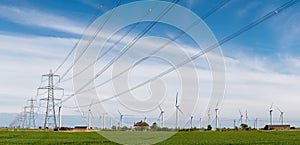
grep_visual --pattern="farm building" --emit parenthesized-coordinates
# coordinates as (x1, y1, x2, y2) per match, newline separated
(264, 125, 290, 130)
(134, 120, 150, 131)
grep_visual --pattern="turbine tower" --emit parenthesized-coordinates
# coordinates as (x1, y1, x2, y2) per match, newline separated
(214, 101, 221, 129)
(158, 105, 164, 127)
(102, 113, 107, 129)
(87, 104, 94, 129)
(207, 108, 211, 126)
(269, 103, 273, 125)
(245, 110, 248, 125)
(238, 109, 243, 125)
(118, 110, 124, 127)
(199, 117, 202, 129)
(215, 108, 219, 129)
(117, 111, 134, 128)
(190, 115, 193, 128)
(175, 92, 182, 129)
(276, 106, 284, 125)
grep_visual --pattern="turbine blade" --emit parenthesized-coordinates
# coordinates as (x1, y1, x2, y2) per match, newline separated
(239, 109, 242, 115)
(158, 112, 162, 119)
(175, 92, 178, 106)
(276, 106, 282, 112)
(177, 107, 183, 114)
(159, 105, 163, 112)
(270, 103, 274, 110)
(90, 111, 94, 118)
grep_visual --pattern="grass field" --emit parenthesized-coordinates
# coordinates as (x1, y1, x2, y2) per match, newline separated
(1, 129, 300, 144)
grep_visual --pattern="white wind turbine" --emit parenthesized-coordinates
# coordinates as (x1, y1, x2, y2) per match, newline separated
(238, 109, 243, 125)
(117, 110, 134, 128)
(190, 116, 194, 128)
(188, 113, 194, 129)
(269, 103, 273, 125)
(214, 101, 221, 129)
(215, 108, 219, 129)
(245, 110, 248, 125)
(175, 92, 182, 129)
(118, 110, 124, 127)
(207, 108, 211, 126)
(158, 105, 164, 127)
(87, 104, 94, 129)
(276, 106, 284, 125)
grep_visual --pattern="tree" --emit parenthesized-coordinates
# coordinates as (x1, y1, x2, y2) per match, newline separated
(151, 122, 158, 130)
(207, 125, 212, 130)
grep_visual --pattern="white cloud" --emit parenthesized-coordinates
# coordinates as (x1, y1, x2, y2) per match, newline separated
(283, 55, 300, 68)
(0, 33, 77, 59)
(236, 1, 261, 17)
(220, 48, 300, 121)
(0, 6, 85, 34)
(0, 33, 78, 113)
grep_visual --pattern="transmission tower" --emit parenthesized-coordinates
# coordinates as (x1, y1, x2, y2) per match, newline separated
(27, 98, 38, 128)
(38, 70, 63, 129)
(22, 107, 29, 128)
(18, 112, 23, 128)
(9, 114, 20, 128)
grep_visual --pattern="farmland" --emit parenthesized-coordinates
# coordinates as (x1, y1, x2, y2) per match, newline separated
(1, 129, 300, 144)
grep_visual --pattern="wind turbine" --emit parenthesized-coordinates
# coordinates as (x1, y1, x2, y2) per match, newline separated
(245, 110, 248, 125)
(187, 113, 193, 128)
(269, 103, 273, 125)
(118, 110, 124, 127)
(158, 105, 164, 127)
(175, 92, 182, 129)
(198, 117, 202, 129)
(87, 104, 94, 129)
(214, 100, 221, 129)
(207, 108, 211, 126)
(276, 106, 284, 125)
(102, 113, 107, 129)
(215, 107, 219, 129)
(118, 110, 134, 128)
(191, 116, 194, 128)
(238, 109, 243, 125)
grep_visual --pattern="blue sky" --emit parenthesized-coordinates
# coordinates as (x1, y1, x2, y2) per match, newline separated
(0, 0, 300, 128)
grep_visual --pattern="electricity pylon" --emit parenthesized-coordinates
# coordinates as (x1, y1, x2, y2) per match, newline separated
(27, 98, 38, 128)
(22, 106, 29, 128)
(38, 70, 63, 129)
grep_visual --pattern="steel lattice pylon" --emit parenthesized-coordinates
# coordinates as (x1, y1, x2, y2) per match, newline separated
(27, 98, 37, 128)
(38, 70, 63, 129)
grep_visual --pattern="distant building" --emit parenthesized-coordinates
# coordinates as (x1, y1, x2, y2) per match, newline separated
(264, 125, 290, 130)
(73, 126, 89, 131)
(134, 120, 150, 130)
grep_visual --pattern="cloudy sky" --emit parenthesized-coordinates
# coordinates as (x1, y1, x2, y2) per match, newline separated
(0, 0, 300, 128)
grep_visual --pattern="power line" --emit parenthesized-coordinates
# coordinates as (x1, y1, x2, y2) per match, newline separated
(60, 1, 161, 83)
(58, 0, 122, 82)
(61, 0, 180, 103)
(79, 0, 179, 93)
(79, 0, 299, 107)
(60, 0, 231, 84)
(78, 0, 231, 95)
(60, 0, 231, 103)
(53, 1, 110, 74)
(201, 0, 230, 19)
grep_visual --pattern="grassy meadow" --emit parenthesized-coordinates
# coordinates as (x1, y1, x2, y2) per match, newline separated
(1, 129, 300, 144)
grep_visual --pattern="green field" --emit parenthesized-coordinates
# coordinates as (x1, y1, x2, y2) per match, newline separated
(1, 129, 300, 144)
